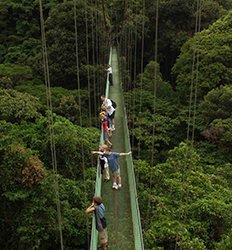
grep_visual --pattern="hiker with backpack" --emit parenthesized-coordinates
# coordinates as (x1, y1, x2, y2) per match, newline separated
(101, 95, 117, 131)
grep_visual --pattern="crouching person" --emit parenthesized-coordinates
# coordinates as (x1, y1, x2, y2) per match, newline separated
(86, 196, 108, 249)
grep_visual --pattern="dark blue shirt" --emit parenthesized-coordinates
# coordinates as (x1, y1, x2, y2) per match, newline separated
(94, 203, 106, 231)
(104, 152, 120, 172)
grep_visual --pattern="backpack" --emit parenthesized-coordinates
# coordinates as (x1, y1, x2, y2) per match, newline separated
(100, 217, 107, 229)
(111, 99, 117, 109)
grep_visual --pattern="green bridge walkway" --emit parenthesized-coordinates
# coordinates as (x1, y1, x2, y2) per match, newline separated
(90, 47, 144, 250)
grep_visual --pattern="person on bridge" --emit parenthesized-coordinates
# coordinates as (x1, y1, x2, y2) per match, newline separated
(86, 196, 108, 250)
(98, 145, 110, 182)
(106, 64, 113, 85)
(100, 106, 112, 137)
(100, 111, 112, 148)
(101, 95, 115, 131)
(92, 145, 132, 190)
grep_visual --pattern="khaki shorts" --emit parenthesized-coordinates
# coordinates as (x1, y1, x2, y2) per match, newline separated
(99, 228, 108, 244)
(113, 168, 120, 177)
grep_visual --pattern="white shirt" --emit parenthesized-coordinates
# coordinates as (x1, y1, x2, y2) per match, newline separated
(100, 155, 108, 169)
(103, 98, 115, 115)
(107, 66, 112, 74)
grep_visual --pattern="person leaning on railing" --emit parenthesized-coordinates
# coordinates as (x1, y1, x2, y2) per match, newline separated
(92, 145, 132, 190)
(86, 196, 108, 250)
(101, 95, 116, 131)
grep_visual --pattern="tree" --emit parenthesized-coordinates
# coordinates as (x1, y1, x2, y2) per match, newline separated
(135, 143, 232, 249)
(144, 0, 231, 81)
(199, 85, 232, 126)
(0, 88, 41, 123)
(0, 118, 97, 249)
(42, 1, 109, 87)
(197, 86, 232, 152)
(15, 84, 93, 126)
(0, 63, 32, 88)
(0, 143, 90, 249)
(173, 11, 232, 103)
(124, 61, 181, 161)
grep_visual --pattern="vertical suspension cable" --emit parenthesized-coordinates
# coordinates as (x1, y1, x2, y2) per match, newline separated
(131, 4, 138, 149)
(91, 0, 97, 127)
(187, 0, 200, 142)
(123, 27, 128, 88)
(129, 29, 133, 92)
(147, 0, 159, 221)
(85, 1, 92, 127)
(138, 0, 145, 159)
(74, 1, 83, 128)
(74, 1, 89, 248)
(151, 0, 159, 167)
(95, 0, 102, 101)
(39, 1, 64, 249)
(191, 0, 202, 145)
(180, 1, 202, 248)
(127, 1, 134, 131)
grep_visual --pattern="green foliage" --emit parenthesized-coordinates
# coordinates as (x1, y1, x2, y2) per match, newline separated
(197, 86, 232, 152)
(0, 63, 32, 87)
(117, 0, 231, 81)
(215, 230, 232, 250)
(0, 143, 46, 191)
(4, 38, 41, 69)
(125, 61, 181, 161)
(0, 115, 99, 180)
(0, 88, 41, 123)
(202, 118, 232, 150)
(15, 84, 93, 126)
(43, 115, 100, 179)
(199, 85, 232, 126)
(0, 168, 89, 249)
(173, 11, 232, 102)
(41, 1, 109, 87)
(0, 115, 97, 249)
(1, 0, 232, 249)
(135, 143, 232, 249)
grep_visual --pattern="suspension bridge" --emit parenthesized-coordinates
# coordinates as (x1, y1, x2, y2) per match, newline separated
(38, 0, 204, 248)
(90, 47, 144, 250)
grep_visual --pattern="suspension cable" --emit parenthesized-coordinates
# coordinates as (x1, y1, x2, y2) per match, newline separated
(91, 0, 97, 127)
(147, 0, 159, 221)
(95, 0, 102, 103)
(191, 0, 202, 145)
(137, 0, 145, 159)
(131, 3, 139, 149)
(74, 1, 89, 248)
(39, 1, 64, 249)
(180, 1, 202, 248)
(187, 0, 202, 144)
(85, 1, 92, 127)
(129, 29, 133, 92)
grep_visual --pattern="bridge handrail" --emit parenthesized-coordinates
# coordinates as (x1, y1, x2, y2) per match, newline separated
(117, 51, 144, 250)
(90, 47, 112, 250)
(90, 47, 144, 249)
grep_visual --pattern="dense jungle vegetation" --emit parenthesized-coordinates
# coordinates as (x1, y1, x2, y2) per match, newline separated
(0, 0, 232, 249)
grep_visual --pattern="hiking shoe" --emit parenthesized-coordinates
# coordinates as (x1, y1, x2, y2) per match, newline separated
(118, 183, 122, 189)
(112, 183, 118, 189)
